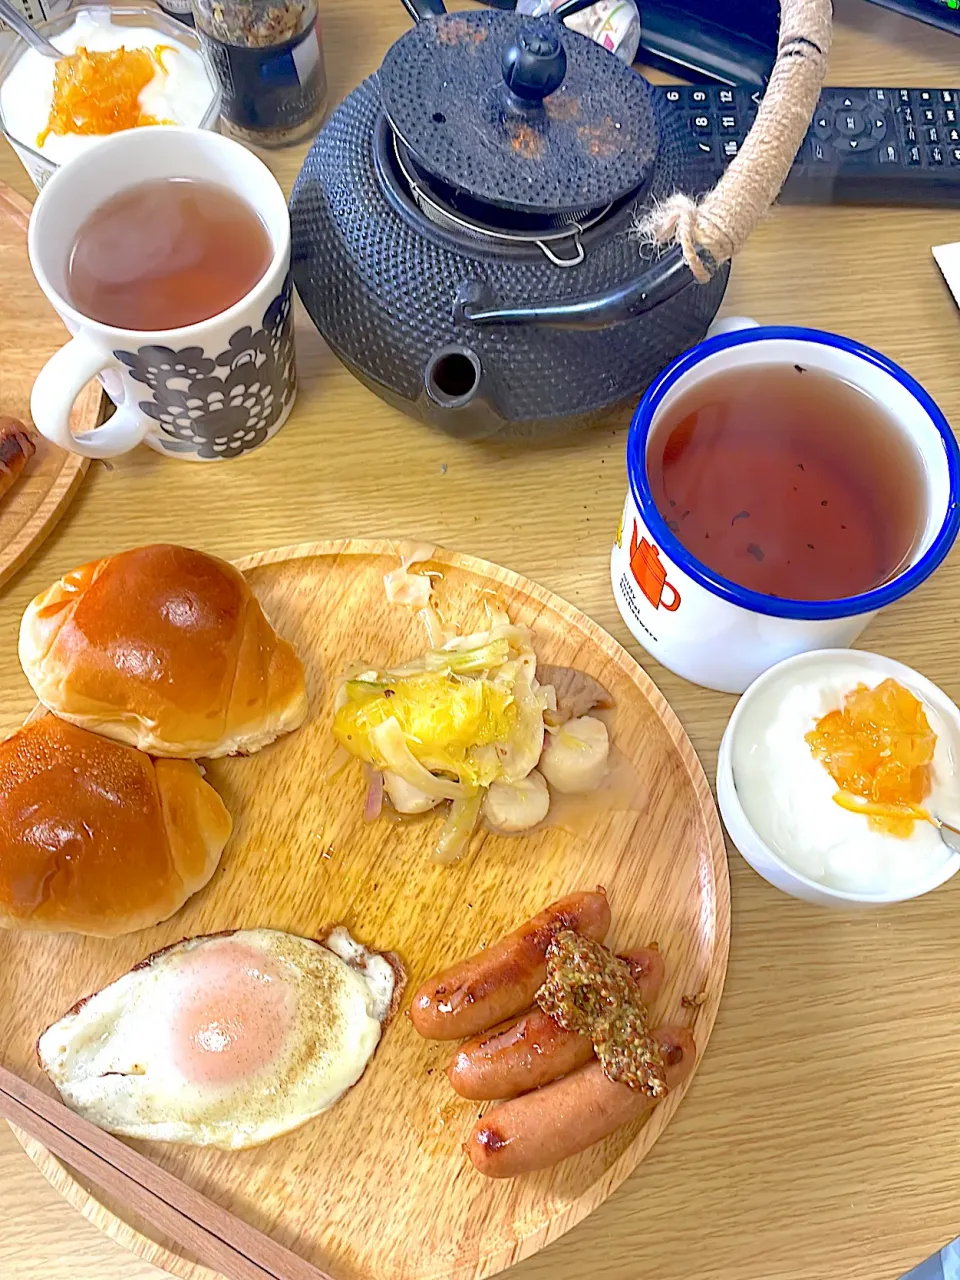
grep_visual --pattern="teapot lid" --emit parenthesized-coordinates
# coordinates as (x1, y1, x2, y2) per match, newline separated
(379, 9, 658, 216)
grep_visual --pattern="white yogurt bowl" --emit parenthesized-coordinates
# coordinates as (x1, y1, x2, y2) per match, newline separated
(717, 649, 960, 907)
(0, 6, 220, 191)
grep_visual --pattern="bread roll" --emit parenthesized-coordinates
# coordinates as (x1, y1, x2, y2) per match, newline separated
(0, 717, 231, 936)
(0, 415, 36, 501)
(19, 544, 307, 758)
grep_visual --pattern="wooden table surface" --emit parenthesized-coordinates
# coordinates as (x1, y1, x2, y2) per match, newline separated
(3, 2, 960, 1278)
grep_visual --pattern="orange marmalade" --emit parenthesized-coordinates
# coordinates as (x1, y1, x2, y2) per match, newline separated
(805, 678, 936, 837)
(37, 45, 173, 147)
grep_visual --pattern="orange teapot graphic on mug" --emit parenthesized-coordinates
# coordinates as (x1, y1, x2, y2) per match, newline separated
(630, 523, 681, 612)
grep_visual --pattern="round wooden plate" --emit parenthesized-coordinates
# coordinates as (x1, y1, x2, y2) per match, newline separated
(1, 539, 730, 1280)
(0, 181, 97, 588)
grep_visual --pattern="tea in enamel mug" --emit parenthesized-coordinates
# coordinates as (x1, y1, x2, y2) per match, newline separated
(646, 363, 926, 602)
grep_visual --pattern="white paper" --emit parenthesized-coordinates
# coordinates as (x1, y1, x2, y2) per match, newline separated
(932, 242, 960, 310)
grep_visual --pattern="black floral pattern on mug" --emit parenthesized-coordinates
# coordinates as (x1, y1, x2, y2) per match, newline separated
(115, 279, 296, 460)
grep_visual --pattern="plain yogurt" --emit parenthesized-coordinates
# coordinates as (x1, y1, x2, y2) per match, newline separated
(730, 655, 960, 897)
(0, 11, 215, 169)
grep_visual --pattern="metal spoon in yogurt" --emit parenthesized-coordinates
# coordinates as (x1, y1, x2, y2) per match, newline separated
(933, 815, 960, 856)
(0, 0, 61, 59)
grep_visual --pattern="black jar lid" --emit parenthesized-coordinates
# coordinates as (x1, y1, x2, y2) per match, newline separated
(379, 9, 657, 216)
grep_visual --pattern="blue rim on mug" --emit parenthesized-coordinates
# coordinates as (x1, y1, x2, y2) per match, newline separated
(626, 326, 960, 622)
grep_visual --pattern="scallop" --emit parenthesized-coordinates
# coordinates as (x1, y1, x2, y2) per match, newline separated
(384, 771, 441, 815)
(483, 770, 551, 833)
(539, 716, 610, 794)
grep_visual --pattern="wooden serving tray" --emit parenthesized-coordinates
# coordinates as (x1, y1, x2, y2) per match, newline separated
(0, 182, 97, 589)
(1, 540, 730, 1280)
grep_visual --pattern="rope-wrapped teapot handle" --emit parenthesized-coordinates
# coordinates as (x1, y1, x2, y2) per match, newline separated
(642, 0, 833, 283)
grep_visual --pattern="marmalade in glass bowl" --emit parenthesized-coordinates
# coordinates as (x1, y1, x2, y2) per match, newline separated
(37, 45, 174, 148)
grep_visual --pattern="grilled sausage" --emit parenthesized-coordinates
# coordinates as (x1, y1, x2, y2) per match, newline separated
(466, 1025, 695, 1178)
(410, 890, 611, 1040)
(447, 946, 665, 1100)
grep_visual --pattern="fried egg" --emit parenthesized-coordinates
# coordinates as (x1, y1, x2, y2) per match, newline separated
(37, 928, 401, 1149)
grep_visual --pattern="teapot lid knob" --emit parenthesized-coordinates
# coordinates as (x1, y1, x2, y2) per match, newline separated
(501, 25, 567, 105)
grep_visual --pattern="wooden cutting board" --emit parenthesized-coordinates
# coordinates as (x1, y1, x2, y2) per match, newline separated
(0, 539, 730, 1280)
(0, 181, 96, 588)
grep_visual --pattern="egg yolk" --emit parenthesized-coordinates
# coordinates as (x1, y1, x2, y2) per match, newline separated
(805, 678, 936, 837)
(170, 942, 292, 1086)
(38, 45, 173, 148)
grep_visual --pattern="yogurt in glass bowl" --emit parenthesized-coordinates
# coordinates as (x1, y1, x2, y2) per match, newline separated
(0, 6, 220, 190)
(717, 649, 960, 907)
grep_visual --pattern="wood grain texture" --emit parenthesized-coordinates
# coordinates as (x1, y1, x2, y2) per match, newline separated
(3, 3, 960, 1280)
(0, 1066, 336, 1280)
(0, 182, 95, 589)
(0, 540, 729, 1280)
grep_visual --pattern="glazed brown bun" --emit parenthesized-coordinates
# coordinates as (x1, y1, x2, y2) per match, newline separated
(19, 544, 307, 758)
(0, 717, 232, 936)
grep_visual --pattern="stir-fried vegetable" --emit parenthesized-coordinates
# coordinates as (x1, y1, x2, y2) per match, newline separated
(334, 621, 551, 861)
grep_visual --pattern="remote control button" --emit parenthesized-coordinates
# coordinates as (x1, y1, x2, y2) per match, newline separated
(664, 89, 681, 103)
(908, 144, 922, 165)
(928, 145, 944, 165)
(926, 125, 940, 144)
(923, 107, 937, 124)
(718, 89, 734, 104)
(833, 135, 876, 154)
(905, 126, 918, 144)
(902, 105, 915, 126)
(941, 90, 955, 104)
(951, 147, 960, 164)
(814, 112, 833, 138)
(691, 89, 708, 104)
(809, 140, 831, 163)
(837, 93, 867, 110)
(694, 139, 714, 158)
(720, 114, 738, 134)
(948, 127, 960, 144)
(878, 142, 900, 163)
(692, 114, 712, 135)
(919, 90, 934, 103)
(836, 110, 865, 137)
(945, 107, 957, 124)
(869, 88, 889, 105)
(868, 114, 887, 140)
(898, 88, 910, 103)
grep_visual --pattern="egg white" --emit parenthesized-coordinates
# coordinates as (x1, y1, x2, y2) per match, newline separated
(37, 928, 397, 1149)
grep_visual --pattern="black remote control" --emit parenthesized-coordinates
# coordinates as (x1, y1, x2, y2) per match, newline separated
(655, 84, 960, 203)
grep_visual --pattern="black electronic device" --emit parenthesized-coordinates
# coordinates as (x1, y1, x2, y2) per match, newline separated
(659, 82, 960, 203)
(864, 0, 960, 34)
(636, 0, 959, 87)
(637, 1, 777, 86)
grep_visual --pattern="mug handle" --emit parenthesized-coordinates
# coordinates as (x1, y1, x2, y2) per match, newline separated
(706, 316, 760, 339)
(30, 330, 149, 460)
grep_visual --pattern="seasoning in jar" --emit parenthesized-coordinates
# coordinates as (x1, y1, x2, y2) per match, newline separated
(191, 0, 326, 147)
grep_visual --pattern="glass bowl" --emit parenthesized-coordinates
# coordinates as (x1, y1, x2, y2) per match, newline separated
(0, 4, 221, 190)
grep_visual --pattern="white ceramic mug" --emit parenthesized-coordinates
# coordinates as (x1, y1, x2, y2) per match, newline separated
(611, 325, 960, 694)
(28, 126, 296, 462)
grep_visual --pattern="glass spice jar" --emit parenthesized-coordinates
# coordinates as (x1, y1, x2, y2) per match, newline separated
(191, 0, 327, 147)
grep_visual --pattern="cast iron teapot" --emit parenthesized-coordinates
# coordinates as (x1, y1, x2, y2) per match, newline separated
(290, 0, 831, 440)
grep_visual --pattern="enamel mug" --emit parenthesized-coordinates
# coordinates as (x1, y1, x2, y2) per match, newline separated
(611, 325, 960, 694)
(28, 126, 296, 462)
